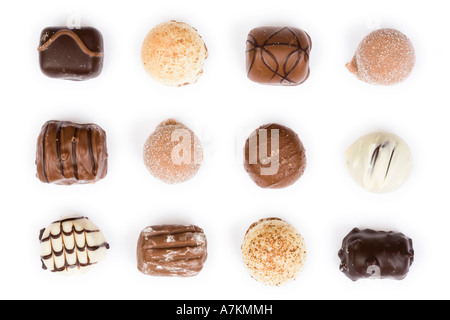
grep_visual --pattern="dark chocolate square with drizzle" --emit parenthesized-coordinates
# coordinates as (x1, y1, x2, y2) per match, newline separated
(246, 26, 312, 86)
(38, 27, 104, 81)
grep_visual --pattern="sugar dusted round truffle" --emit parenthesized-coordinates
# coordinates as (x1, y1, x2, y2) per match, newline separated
(346, 132, 413, 193)
(241, 218, 307, 286)
(143, 119, 203, 184)
(346, 28, 415, 85)
(141, 20, 208, 87)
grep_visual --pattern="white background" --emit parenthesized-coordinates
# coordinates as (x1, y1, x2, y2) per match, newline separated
(0, 0, 448, 300)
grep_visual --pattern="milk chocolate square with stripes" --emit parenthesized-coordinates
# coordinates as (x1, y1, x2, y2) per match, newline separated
(246, 26, 311, 86)
(38, 27, 104, 80)
(35, 121, 108, 185)
(137, 225, 207, 277)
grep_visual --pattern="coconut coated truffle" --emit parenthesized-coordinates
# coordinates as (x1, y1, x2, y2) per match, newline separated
(141, 20, 208, 86)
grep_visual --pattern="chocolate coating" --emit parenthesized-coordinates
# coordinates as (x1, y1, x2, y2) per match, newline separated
(137, 225, 207, 277)
(244, 123, 306, 189)
(35, 120, 108, 185)
(38, 27, 104, 81)
(246, 26, 311, 85)
(338, 228, 414, 281)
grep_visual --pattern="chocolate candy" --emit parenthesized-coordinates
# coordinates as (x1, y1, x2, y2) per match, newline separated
(244, 123, 307, 189)
(35, 120, 108, 185)
(338, 228, 414, 281)
(141, 21, 208, 87)
(346, 28, 415, 85)
(246, 26, 312, 85)
(39, 216, 110, 274)
(143, 119, 203, 184)
(38, 27, 104, 81)
(242, 218, 307, 286)
(137, 225, 207, 277)
(346, 132, 413, 193)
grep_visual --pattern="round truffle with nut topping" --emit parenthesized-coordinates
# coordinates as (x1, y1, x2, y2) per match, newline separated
(241, 218, 307, 286)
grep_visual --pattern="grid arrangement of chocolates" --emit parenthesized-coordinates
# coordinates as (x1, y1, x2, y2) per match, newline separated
(37, 21, 416, 286)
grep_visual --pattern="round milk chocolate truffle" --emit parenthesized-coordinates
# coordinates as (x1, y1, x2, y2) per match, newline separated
(244, 123, 306, 189)
(141, 20, 208, 87)
(143, 119, 203, 184)
(346, 28, 415, 85)
(242, 218, 307, 286)
(346, 132, 413, 193)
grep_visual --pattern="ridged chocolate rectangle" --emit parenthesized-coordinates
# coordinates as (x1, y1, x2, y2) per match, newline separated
(137, 225, 207, 277)
(35, 121, 108, 185)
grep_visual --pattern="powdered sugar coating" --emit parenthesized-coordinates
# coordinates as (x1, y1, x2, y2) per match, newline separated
(143, 119, 203, 184)
(347, 28, 415, 85)
(241, 218, 307, 286)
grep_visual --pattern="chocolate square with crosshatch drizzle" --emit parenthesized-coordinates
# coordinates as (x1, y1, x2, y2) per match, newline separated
(246, 26, 312, 86)
(38, 27, 104, 80)
(35, 120, 108, 185)
(137, 225, 207, 277)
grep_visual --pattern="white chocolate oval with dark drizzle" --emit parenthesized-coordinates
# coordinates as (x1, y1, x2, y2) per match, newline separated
(346, 132, 413, 193)
(39, 217, 110, 274)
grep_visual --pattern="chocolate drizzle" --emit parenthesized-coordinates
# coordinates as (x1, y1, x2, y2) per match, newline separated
(41, 122, 50, 183)
(246, 27, 311, 86)
(38, 29, 104, 57)
(40, 217, 110, 273)
(385, 148, 396, 179)
(369, 142, 397, 179)
(87, 126, 97, 176)
(72, 127, 79, 180)
(36, 121, 108, 185)
(369, 143, 388, 172)
(56, 122, 65, 178)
